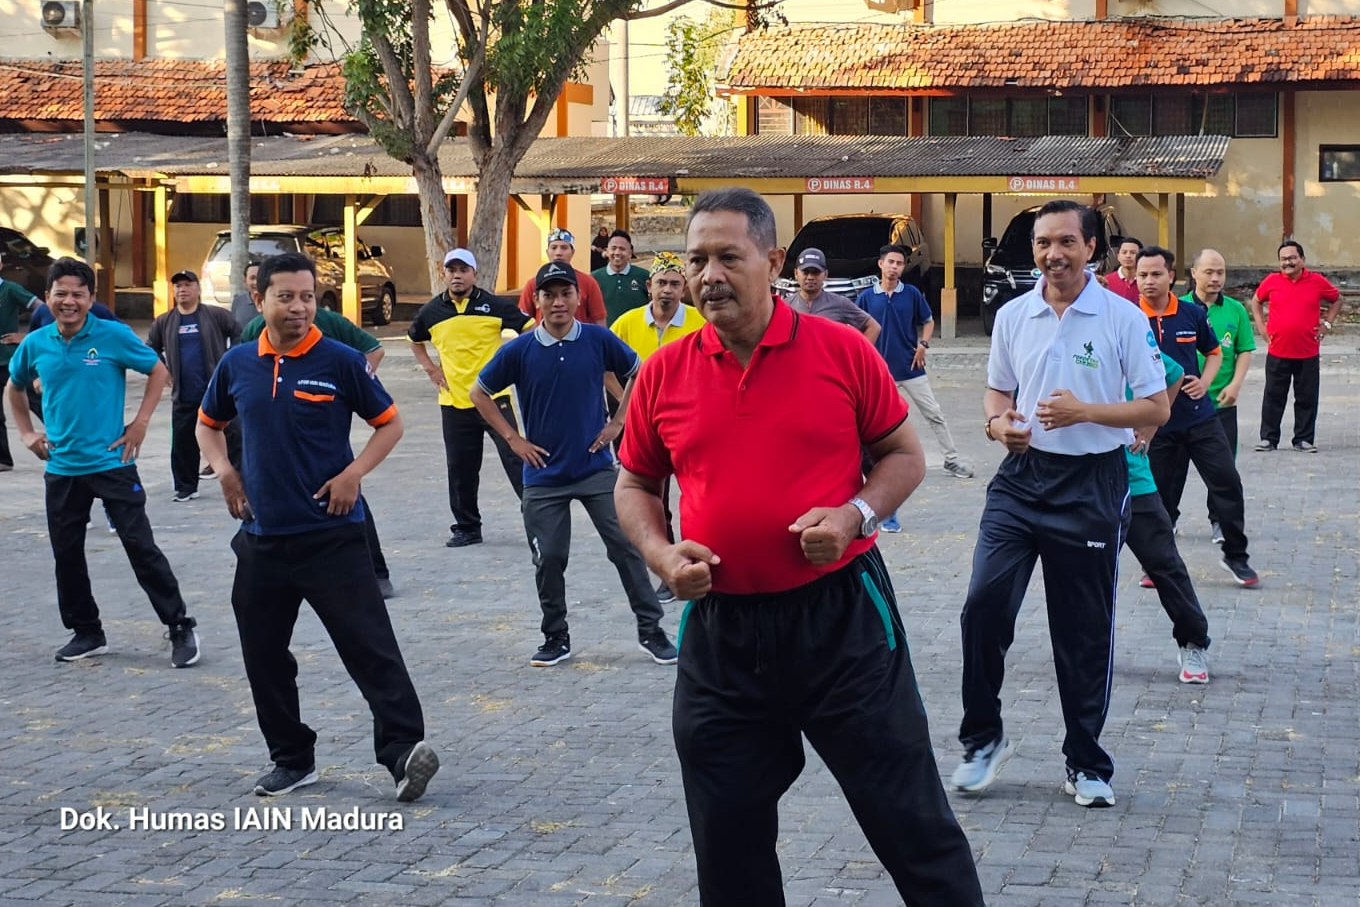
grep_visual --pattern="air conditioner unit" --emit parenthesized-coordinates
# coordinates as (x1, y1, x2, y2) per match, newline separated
(246, 1, 280, 29)
(40, 0, 80, 30)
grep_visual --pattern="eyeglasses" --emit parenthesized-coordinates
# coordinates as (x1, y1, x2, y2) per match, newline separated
(547, 229, 574, 245)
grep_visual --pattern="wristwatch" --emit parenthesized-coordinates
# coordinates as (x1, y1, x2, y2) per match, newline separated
(1322, 319, 1333, 330)
(919, 340, 930, 349)
(847, 497, 880, 537)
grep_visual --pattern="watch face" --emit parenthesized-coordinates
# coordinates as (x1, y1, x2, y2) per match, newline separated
(863, 513, 880, 537)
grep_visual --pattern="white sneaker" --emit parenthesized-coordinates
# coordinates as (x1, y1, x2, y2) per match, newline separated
(1178, 644, 1209, 684)
(943, 460, 975, 479)
(1064, 772, 1115, 808)
(950, 737, 1013, 792)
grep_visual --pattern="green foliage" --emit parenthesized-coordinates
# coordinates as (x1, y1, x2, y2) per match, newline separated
(658, 9, 737, 136)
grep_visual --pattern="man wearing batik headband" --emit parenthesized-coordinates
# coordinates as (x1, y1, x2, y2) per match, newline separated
(516, 227, 608, 326)
(609, 250, 706, 604)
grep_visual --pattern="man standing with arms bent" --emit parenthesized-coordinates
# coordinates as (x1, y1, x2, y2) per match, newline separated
(952, 201, 1167, 809)
(616, 188, 982, 906)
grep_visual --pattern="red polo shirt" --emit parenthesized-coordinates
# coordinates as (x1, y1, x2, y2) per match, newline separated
(1105, 271, 1139, 303)
(517, 269, 608, 325)
(1255, 268, 1340, 359)
(621, 300, 908, 595)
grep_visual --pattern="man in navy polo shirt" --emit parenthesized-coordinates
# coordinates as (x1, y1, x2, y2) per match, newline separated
(197, 252, 438, 801)
(471, 261, 676, 669)
(1135, 246, 1258, 588)
(4, 257, 200, 667)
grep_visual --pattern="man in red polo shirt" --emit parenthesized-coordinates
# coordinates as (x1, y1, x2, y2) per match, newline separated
(615, 188, 982, 906)
(1248, 240, 1343, 452)
(515, 228, 607, 326)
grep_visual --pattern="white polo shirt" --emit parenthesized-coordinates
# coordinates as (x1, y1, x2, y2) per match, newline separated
(988, 274, 1165, 455)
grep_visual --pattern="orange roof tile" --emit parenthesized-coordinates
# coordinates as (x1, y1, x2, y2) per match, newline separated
(725, 17, 1360, 93)
(0, 59, 358, 126)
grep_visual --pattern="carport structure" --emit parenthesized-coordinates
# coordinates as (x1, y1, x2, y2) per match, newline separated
(0, 131, 1225, 334)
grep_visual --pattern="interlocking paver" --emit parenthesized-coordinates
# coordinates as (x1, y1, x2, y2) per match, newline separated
(1, 321, 1357, 904)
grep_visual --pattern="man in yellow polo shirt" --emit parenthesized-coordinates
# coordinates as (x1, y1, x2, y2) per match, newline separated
(610, 252, 703, 602)
(409, 248, 532, 548)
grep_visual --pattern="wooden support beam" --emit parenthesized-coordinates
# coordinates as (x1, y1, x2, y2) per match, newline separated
(153, 184, 169, 317)
(342, 195, 360, 324)
(941, 192, 957, 340)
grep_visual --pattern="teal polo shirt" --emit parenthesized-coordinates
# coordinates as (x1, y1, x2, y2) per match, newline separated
(7, 315, 162, 476)
(1181, 291, 1256, 406)
(593, 264, 650, 326)
(1126, 356, 1185, 497)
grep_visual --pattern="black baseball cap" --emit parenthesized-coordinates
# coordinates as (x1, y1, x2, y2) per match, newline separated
(535, 261, 579, 289)
(170, 270, 199, 284)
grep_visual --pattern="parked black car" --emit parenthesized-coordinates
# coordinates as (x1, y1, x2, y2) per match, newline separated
(776, 213, 932, 300)
(0, 226, 58, 299)
(980, 205, 1125, 334)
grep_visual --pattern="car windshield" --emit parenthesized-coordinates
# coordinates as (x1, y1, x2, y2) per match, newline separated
(992, 211, 1039, 269)
(783, 217, 897, 280)
(207, 236, 301, 261)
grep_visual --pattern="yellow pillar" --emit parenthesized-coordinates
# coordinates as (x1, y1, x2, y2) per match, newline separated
(342, 195, 360, 324)
(1158, 193, 1170, 248)
(153, 183, 169, 317)
(941, 192, 957, 340)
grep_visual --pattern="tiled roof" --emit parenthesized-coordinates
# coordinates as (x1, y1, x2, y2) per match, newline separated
(0, 59, 358, 125)
(0, 132, 1230, 184)
(725, 16, 1360, 92)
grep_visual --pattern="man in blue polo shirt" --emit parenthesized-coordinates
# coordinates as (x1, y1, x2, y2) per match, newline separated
(1135, 246, 1258, 588)
(4, 257, 199, 667)
(471, 261, 676, 669)
(197, 252, 438, 801)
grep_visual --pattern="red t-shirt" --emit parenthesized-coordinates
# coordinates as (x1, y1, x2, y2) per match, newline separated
(1105, 271, 1139, 303)
(518, 269, 608, 325)
(1255, 269, 1340, 359)
(621, 301, 909, 595)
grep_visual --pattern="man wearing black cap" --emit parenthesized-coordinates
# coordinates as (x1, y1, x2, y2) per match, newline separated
(784, 247, 880, 342)
(146, 269, 239, 502)
(471, 261, 677, 668)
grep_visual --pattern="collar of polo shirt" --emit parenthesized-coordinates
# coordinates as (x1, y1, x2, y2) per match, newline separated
(533, 320, 582, 346)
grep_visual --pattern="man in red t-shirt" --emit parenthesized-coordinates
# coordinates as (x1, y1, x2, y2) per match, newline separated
(615, 187, 983, 907)
(515, 227, 607, 325)
(1104, 237, 1143, 303)
(1247, 240, 1343, 452)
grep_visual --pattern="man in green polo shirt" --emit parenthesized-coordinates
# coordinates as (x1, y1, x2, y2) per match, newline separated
(1181, 248, 1255, 543)
(593, 229, 650, 327)
(0, 266, 42, 471)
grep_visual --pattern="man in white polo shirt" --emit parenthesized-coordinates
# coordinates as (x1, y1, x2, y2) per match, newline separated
(951, 200, 1168, 810)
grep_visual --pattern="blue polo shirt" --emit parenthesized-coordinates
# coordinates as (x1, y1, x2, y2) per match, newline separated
(199, 325, 397, 536)
(7, 316, 161, 476)
(855, 280, 933, 381)
(1139, 295, 1220, 432)
(477, 320, 641, 487)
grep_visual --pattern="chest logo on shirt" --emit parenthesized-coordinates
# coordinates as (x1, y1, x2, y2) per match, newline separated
(1073, 340, 1100, 370)
(83, 347, 100, 366)
(1221, 331, 1233, 346)
(1146, 330, 1158, 348)
(178, 323, 201, 335)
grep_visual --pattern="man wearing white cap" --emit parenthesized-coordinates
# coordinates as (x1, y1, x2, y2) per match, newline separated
(409, 248, 533, 548)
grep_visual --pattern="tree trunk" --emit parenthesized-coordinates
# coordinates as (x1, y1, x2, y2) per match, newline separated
(411, 150, 457, 295)
(224, 0, 251, 298)
(466, 146, 517, 293)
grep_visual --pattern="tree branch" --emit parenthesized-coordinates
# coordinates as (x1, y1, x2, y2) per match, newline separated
(627, 0, 779, 20)
(371, 30, 416, 131)
(426, 38, 486, 156)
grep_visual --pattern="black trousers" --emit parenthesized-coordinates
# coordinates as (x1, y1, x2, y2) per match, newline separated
(440, 399, 523, 534)
(0, 364, 11, 466)
(673, 547, 983, 907)
(1125, 493, 1210, 650)
(1259, 353, 1320, 446)
(229, 524, 424, 775)
(44, 465, 190, 635)
(361, 498, 389, 580)
(1205, 406, 1239, 526)
(960, 447, 1128, 783)
(1148, 417, 1249, 561)
(170, 397, 202, 495)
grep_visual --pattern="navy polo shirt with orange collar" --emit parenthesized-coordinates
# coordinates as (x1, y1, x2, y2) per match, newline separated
(621, 300, 908, 595)
(199, 324, 398, 536)
(1140, 295, 1220, 432)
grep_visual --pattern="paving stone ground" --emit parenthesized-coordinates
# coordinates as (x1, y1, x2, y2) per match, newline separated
(0, 320, 1357, 906)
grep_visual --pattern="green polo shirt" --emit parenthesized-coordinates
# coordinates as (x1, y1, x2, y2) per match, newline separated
(0, 278, 40, 367)
(241, 306, 381, 354)
(1181, 291, 1256, 406)
(593, 264, 650, 326)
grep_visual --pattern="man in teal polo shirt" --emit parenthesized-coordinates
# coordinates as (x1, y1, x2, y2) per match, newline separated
(4, 257, 200, 666)
(1182, 248, 1255, 543)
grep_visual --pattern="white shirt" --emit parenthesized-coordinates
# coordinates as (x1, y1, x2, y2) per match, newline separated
(988, 274, 1165, 455)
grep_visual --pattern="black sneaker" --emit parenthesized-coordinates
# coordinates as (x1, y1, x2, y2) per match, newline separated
(376, 577, 396, 599)
(445, 529, 483, 548)
(167, 623, 200, 668)
(1292, 441, 1319, 454)
(395, 741, 440, 802)
(638, 629, 678, 665)
(1220, 557, 1260, 587)
(253, 764, 318, 796)
(200, 464, 217, 479)
(171, 490, 199, 503)
(530, 635, 571, 666)
(655, 580, 677, 604)
(1253, 440, 1276, 452)
(55, 632, 108, 662)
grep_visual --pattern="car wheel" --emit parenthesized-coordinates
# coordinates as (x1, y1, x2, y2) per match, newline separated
(372, 286, 395, 326)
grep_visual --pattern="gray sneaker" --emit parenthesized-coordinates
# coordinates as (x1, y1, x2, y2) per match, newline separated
(951, 737, 1013, 792)
(943, 460, 975, 479)
(1178, 644, 1209, 684)
(395, 741, 440, 802)
(1064, 771, 1115, 807)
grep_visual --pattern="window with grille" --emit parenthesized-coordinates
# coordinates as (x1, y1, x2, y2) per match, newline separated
(755, 96, 794, 135)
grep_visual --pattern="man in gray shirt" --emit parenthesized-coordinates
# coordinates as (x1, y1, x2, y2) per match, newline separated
(230, 261, 260, 334)
(783, 248, 881, 342)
